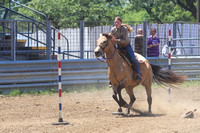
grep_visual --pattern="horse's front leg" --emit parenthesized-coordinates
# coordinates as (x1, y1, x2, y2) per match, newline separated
(112, 85, 123, 112)
(125, 87, 136, 115)
(117, 85, 128, 108)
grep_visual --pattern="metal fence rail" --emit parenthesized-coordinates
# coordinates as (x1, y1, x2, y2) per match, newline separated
(1, 19, 200, 61)
(57, 21, 200, 59)
(0, 57, 199, 90)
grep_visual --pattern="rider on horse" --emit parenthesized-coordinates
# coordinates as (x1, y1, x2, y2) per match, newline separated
(110, 17, 142, 82)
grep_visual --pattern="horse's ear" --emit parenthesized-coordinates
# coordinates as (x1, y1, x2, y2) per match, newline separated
(99, 34, 102, 37)
(102, 33, 112, 40)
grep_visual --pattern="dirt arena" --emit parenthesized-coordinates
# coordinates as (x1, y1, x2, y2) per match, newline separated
(1, 83, 200, 133)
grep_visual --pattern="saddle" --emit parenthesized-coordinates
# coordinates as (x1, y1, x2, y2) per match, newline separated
(118, 49, 145, 66)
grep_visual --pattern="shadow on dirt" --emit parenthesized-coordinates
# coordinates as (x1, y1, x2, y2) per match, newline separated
(117, 108, 166, 118)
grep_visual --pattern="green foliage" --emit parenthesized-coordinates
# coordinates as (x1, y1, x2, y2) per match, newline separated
(5, 0, 198, 28)
(8, 89, 23, 96)
(38, 89, 56, 95)
(6, 88, 56, 96)
(123, 10, 150, 22)
(1, 86, 109, 96)
(0, 90, 4, 95)
(63, 85, 109, 93)
(1, 0, 10, 7)
(180, 80, 200, 88)
(148, 0, 196, 22)
(127, 0, 197, 22)
(1, 81, 200, 97)
(17, 0, 124, 29)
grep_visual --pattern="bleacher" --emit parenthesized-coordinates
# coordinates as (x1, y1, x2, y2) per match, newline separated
(0, 1, 60, 61)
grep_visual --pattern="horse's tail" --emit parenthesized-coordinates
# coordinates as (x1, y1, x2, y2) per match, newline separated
(150, 64, 187, 85)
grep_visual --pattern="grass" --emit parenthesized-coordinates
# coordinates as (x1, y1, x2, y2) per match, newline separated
(3, 88, 57, 96)
(179, 80, 200, 88)
(0, 84, 109, 96)
(0, 81, 199, 96)
(62, 84, 109, 93)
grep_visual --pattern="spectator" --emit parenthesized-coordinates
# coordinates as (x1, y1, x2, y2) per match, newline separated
(147, 28, 160, 57)
(134, 29, 143, 55)
(162, 44, 181, 57)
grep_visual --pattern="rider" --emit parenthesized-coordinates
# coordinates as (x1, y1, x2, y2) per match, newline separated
(110, 17, 142, 82)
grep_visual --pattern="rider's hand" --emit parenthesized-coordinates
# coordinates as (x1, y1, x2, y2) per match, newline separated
(111, 37, 117, 43)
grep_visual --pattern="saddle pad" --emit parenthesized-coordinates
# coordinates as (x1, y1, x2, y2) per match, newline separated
(135, 53, 146, 63)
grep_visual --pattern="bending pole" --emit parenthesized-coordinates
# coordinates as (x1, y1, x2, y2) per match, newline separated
(52, 32, 69, 125)
(168, 30, 171, 102)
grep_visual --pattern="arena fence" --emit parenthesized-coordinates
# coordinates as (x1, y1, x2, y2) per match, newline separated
(58, 21, 200, 59)
(0, 57, 199, 91)
(1, 19, 200, 61)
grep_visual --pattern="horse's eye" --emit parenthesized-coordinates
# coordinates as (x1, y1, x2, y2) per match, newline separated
(103, 41, 106, 43)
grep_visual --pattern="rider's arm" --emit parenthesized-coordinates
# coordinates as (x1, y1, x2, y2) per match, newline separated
(116, 27, 130, 46)
(111, 26, 130, 47)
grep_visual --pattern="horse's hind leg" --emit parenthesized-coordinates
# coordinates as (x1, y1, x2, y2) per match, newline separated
(144, 85, 152, 113)
(125, 86, 136, 115)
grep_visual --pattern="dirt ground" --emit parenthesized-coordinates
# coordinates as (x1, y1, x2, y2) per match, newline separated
(1, 84, 200, 133)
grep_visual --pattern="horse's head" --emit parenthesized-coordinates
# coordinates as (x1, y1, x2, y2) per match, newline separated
(94, 33, 113, 58)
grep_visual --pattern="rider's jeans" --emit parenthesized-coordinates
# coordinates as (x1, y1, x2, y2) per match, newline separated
(120, 44, 141, 74)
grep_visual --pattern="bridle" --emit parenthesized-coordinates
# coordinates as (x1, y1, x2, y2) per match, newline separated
(96, 38, 117, 63)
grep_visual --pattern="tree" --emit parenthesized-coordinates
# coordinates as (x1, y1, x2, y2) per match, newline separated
(172, 0, 196, 19)
(18, 0, 124, 29)
(128, 0, 196, 22)
(5, 0, 198, 27)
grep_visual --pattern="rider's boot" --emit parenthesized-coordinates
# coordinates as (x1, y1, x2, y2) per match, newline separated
(136, 72, 142, 82)
(132, 65, 142, 83)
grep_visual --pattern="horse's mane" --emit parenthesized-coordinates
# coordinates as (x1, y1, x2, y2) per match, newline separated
(121, 24, 134, 33)
(101, 33, 132, 66)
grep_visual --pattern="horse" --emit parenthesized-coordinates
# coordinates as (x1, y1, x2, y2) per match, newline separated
(94, 33, 186, 115)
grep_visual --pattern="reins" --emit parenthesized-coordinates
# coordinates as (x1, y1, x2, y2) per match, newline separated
(96, 40, 117, 63)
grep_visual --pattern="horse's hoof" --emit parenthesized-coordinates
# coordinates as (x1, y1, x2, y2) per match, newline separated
(147, 111, 152, 114)
(125, 108, 130, 115)
(118, 108, 122, 112)
(112, 112, 124, 115)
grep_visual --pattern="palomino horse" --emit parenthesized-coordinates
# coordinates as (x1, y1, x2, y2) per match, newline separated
(94, 33, 186, 115)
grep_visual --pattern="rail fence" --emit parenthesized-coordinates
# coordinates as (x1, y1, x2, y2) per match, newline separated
(1, 19, 200, 61)
(0, 57, 199, 91)
(58, 21, 200, 59)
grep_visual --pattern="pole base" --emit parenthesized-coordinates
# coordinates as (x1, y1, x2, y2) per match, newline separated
(112, 112, 124, 115)
(52, 118, 69, 125)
